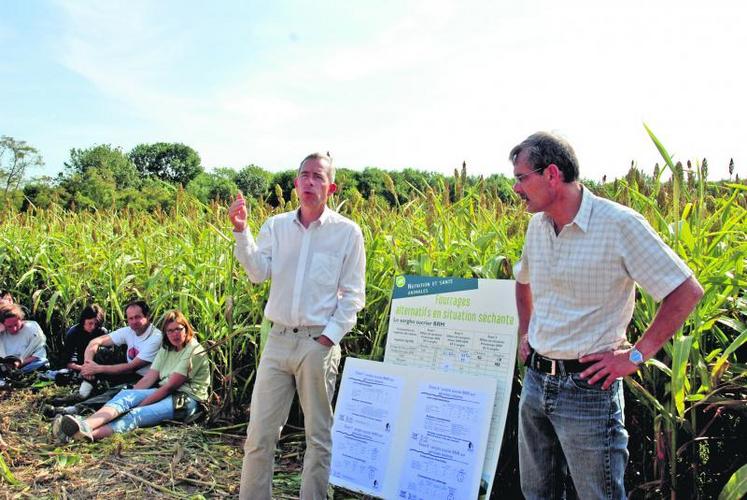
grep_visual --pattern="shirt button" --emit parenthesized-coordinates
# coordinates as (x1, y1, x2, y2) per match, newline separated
(293, 328, 299, 333)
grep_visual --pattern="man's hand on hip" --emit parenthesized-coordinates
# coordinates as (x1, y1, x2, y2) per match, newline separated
(579, 349, 640, 390)
(518, 333, 531, 364)
(314, 335, 334, 347)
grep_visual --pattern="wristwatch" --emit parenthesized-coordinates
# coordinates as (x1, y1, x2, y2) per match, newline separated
(629, 347, 645, 365)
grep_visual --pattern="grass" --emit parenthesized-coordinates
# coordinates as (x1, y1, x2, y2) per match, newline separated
(0, 387, 372, 499)
(0, 387, 244, 498)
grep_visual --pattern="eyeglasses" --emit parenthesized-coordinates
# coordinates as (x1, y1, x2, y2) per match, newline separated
(166, 325, 186, 334)
(513, 167, 544, 184)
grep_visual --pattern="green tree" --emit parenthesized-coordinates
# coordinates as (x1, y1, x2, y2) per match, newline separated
(333, 167, 358, 198)
(117, 178, 175, 212)
(354, 167, 387, 199)
(268, 170, 297, 206)
(64, 144, 139, 189)
(129, 142, 203, 185)
(186, 168, 237, 204)
(234, 164, 271, 200)
(21, 178, 61, 211)
(60, 170, 117, 210)
(0, 135, 44, 203)
(483, 174, 514, 202)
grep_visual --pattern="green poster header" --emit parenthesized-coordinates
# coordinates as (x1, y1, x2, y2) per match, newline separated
(392, 275, 479, 299)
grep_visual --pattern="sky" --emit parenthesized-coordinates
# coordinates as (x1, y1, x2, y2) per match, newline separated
(2, 0, 745, 182)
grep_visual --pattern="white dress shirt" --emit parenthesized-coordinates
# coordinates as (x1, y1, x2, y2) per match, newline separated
(233, 206, 366, 344)
(514, 187, 692, 359)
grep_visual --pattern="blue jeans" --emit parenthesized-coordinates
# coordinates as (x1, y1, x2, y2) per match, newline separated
(21, 358, 49, 373)
(519, 366, 629, 500)
(103, 389, 199, 434)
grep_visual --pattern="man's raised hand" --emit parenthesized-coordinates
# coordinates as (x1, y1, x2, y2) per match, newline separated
(229, 192, 248, 232)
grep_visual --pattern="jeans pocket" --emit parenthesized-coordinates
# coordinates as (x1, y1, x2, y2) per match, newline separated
(569, 373, 607, 392)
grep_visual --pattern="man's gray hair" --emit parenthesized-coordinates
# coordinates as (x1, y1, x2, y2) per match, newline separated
(509, 132, 579, 182)
(299, 152, 335, 183)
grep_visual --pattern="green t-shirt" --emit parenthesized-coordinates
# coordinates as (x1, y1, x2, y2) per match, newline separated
(151, 338, 211, 402)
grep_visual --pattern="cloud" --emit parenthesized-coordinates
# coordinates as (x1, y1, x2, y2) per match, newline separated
(46, 1, 747, 179)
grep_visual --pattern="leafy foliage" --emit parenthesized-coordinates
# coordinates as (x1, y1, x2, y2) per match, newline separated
(234, 164, 271, 200)
(129, 142, 203, 185)
(0, 135, 44, 203)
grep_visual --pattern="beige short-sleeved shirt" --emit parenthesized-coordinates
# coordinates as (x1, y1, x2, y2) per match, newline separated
(513, 187, 692, 359)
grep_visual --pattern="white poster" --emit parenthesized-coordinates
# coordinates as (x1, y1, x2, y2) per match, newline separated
(384, 275, 518, 498)
(398, 383, 492, 500)
(330, 358, 496, 499)
(331, 368, 404, 494)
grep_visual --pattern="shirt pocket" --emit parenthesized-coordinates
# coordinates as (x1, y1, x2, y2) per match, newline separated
(310, 252, 343, 288)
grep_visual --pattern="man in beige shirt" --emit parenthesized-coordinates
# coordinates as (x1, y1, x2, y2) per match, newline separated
(511, 132, 703, 499)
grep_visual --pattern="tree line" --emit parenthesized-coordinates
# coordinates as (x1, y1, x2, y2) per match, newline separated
(1, 135, 740, 213)
(1, 136, 524, 212)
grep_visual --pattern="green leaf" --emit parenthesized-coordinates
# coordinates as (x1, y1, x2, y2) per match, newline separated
(719, 462, 747, 500)
(644, 123, 676, 171)
(54, 451, 81, 469)
(712, 319, 747, 381)
(646, 358, 673, 377)
(671, 335, 694, 417)
(0, 454, 23, 487)
(259, 317, 272, 353)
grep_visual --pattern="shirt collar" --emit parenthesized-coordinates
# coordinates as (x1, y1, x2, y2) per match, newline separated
(293, 205, 332, 227)
(571, 185, 594, 233)
(136, 323, 154, 338)
(540, 184, 594, 233)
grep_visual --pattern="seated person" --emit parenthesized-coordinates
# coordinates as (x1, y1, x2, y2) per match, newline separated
(0, 302, 48, 374)
(0, 290, 14, 334)
(79, 299, 162, 389)
(47, 300, 161, 411)
(55, 309, 211, 442)
(63, 304, 109, 374)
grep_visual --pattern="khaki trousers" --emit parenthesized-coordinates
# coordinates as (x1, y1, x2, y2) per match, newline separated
(239, 325, 341, 500)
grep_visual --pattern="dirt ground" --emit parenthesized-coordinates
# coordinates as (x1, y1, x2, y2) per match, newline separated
(0, 387, 363, 499)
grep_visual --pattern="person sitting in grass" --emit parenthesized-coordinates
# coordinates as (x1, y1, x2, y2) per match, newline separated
(63, 304, 109, 374)
(0, 290, 14, 334)
(0, 302, 48, 374)
(47, 300, 162, 416)
(54, 309, 210, 442)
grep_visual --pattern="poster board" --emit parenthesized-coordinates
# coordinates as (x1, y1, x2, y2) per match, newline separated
(383, 275, 518, 497)
(330, 357, 497, 500)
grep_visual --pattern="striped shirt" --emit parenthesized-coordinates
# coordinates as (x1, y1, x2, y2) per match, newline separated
(513, 186, 692, 359)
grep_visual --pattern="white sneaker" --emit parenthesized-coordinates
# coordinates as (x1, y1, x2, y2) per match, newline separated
(78, 381, 93, 398)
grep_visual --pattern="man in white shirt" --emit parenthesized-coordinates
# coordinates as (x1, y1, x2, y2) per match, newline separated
(511, 132, 703, 499)
(81, 300, 163, 386)
(229, 152, 366, 500)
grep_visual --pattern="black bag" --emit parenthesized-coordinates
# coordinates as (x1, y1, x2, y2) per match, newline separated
(172, 392, 207, 423)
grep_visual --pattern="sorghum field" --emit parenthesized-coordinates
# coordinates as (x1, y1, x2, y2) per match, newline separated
(1, 136, 746, 498)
